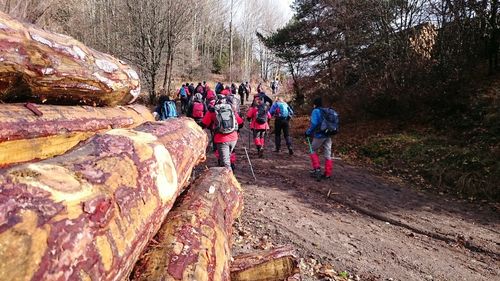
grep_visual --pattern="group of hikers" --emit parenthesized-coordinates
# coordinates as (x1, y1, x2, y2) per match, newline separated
(154, 81, 339, 182)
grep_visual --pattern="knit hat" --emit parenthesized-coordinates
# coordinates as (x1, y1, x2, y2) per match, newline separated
(313, 97, 323, 107)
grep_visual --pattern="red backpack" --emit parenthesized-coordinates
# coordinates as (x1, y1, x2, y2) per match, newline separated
(206, 90, 215, 101)
(192, 102, 204, 118)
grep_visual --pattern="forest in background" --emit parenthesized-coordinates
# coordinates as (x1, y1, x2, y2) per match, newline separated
(0, 0, 290, 103)
(1, 0, 498, 200)
(261, 0, 499, 201)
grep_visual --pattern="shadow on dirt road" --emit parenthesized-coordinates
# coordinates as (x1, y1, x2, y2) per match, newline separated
(198, 114, 499, 281)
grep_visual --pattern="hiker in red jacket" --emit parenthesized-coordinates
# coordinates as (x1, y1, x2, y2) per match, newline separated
(246, 96, 271, 158)
(205, 85, 216, 104)
(220, 85, 232, 96)
(201, 97, 243, 170)
(187, 93, 207, 126)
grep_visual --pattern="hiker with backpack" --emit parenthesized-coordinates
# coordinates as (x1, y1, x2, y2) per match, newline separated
(246, 96, 272, 158)
(154, 95, 178, 120)
(238, 82, 247, 105)
(220, 85, 232, 96)
(257, 82, 263, 94)
(245, 81, 251, 102)
(215, 82, 224, 95)
(231, 83, 238, 96)
(251, 91, 273, 107)
(205, 84, 216, 105)
(270, 80, 276, 95)
(305, 97, 339, 181)
(202, 81, 207, 94)
(187, 93, 207, 126)
(188, 83, 195, 96)
(178, 84, 190, 114)
(201, 97, 244, 170)
(227, 90, 241, 116)
(195, 82, 204, 94)
(269, 96, 294, 155)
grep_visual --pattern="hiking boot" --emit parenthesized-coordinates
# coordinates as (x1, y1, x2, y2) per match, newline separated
(321, 174, 331, 180)
(310, 168, 321, 179)
(313, 169, 322, 181)
(258, 149, 264, 158)
(274, 148, 280, 153)
(288, 148, 294, 155)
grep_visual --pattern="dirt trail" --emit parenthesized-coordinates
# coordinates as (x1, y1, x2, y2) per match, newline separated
(203, 109, 499, 281)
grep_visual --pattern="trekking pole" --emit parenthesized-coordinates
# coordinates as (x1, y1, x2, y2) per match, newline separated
(244, 147, 257, 181)
(306, 137, 313, 154)
(248, 126, 251, 149)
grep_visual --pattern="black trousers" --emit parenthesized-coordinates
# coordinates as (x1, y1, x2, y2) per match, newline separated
(275, 118, 292, 150)
(180, 97, 188, 113)
(239, 93, 245, 105)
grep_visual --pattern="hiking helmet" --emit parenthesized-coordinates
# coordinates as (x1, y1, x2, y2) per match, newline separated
(194, 93, 203, 102)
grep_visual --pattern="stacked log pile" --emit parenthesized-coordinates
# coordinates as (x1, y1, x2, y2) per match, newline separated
(0, 103, 154, 167)
(0, 121, 207, 281)
(0, 12, 301, 281)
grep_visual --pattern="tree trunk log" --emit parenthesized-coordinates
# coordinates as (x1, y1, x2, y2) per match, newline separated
(0, 103, 154, 167)
(131, 167, 243, 281)
(0, 119, 208, 281)
(230, 246, 301, 281)
(0, 11, 141, 106)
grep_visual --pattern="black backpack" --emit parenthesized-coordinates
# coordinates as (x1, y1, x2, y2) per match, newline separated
(319, 108, 339, 135)
(214, 103, 237, 134)
(256, 103, 269, 124)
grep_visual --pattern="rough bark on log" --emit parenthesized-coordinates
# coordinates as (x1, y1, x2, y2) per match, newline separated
(230, 246, 301, 281)
(0, 103, 154, 167)
(131, 167, 243, 281)
(0, 11, 141, 106)
(0, 119, 208, 281)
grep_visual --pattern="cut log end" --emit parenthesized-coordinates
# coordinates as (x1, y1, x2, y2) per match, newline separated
(231, 246, 301, 281)
(131, 167, 243, 281)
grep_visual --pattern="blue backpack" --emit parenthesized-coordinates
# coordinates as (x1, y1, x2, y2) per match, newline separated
(179, 87, 187, 98)
(319, 108, 339, 135)
(161, 101, 178, 120)
(275, 102, 291, 118)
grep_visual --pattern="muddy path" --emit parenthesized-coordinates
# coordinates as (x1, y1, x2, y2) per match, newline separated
(202, 116, 499, 280)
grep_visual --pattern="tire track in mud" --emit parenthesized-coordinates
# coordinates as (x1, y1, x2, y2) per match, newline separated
(268, 161, 500, 261)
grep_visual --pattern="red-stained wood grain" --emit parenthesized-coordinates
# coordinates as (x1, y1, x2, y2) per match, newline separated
(230, 246, 301, 281)
(0, 103, 154, 167)
(131, 167, 243, 281)
(0, 11, 141, 106)
(0, 119, 208, 281)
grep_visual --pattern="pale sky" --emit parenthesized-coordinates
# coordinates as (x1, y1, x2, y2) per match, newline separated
(277, 0, 294, 22)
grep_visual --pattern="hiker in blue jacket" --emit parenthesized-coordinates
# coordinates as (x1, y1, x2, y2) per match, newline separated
(305, 97, 334, 181)
(269, 96, 294, 155)
(154, 95, 178, 120)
